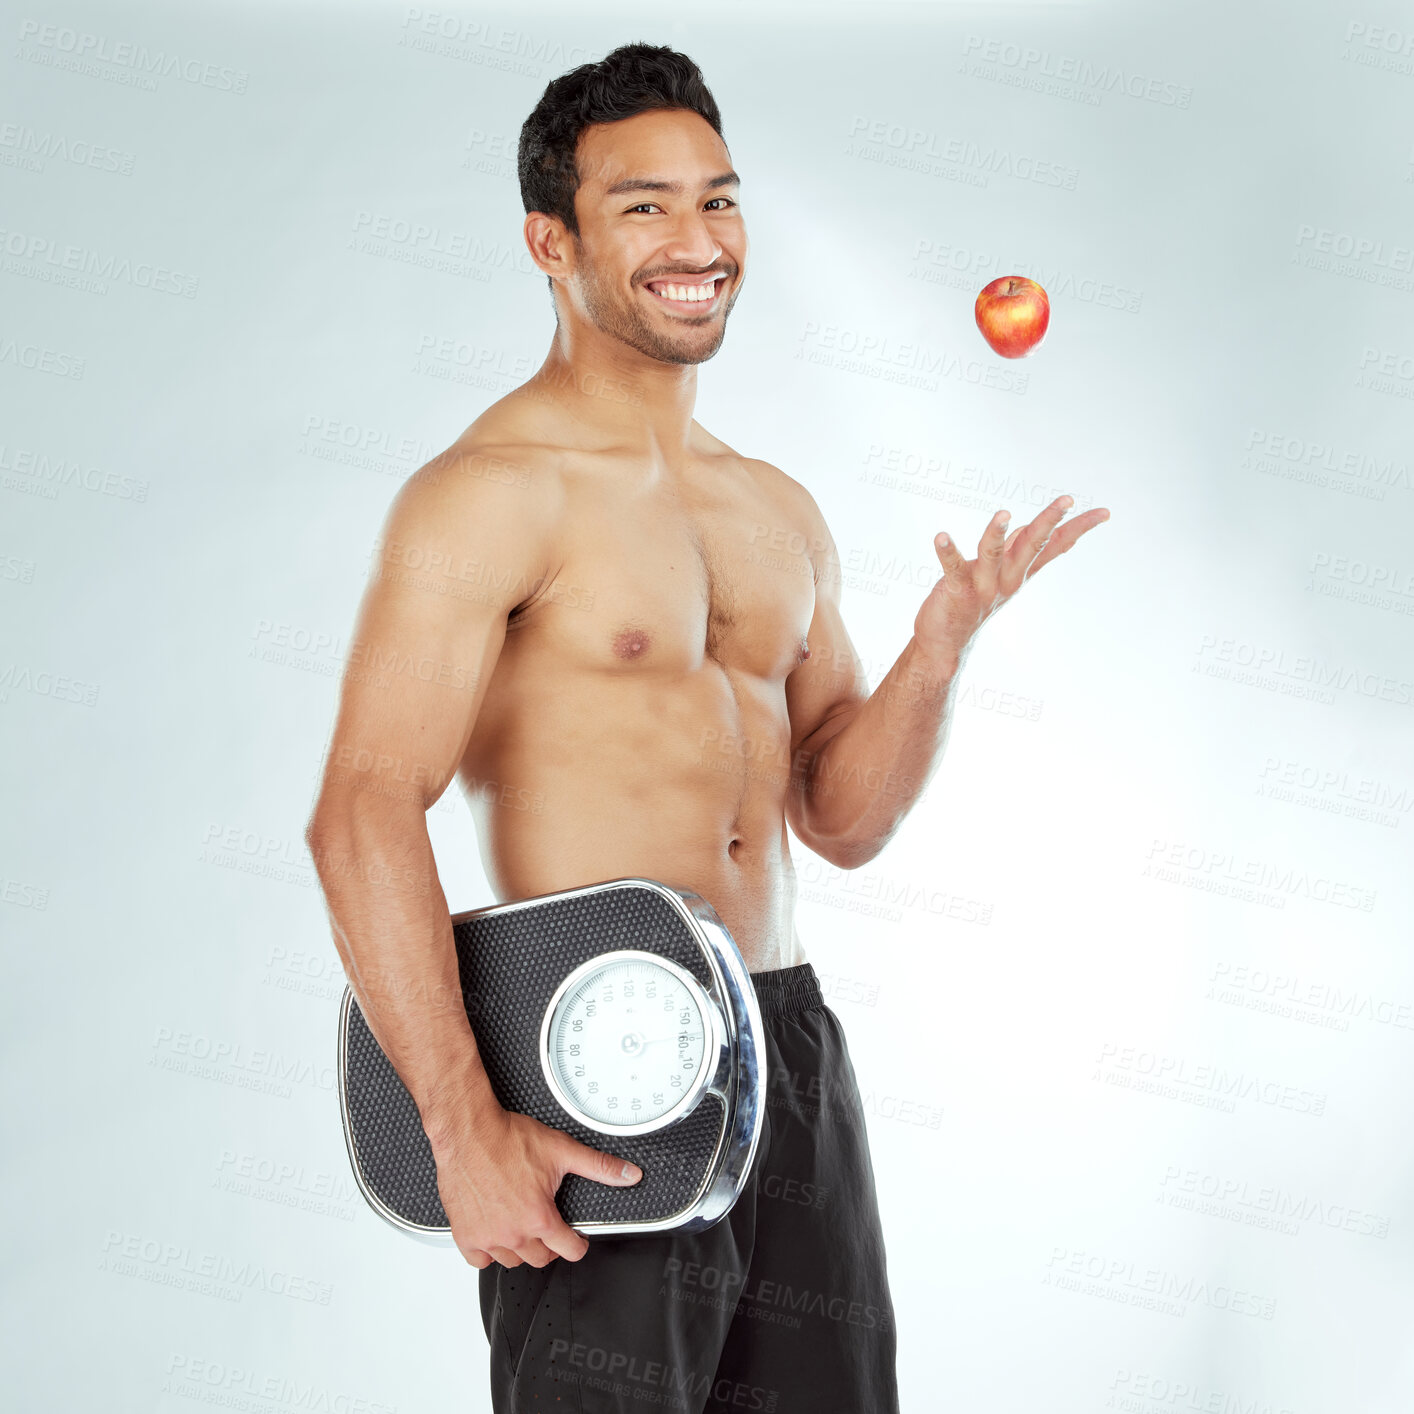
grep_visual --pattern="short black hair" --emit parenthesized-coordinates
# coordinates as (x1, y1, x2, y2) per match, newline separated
(518, 42, 724, 238)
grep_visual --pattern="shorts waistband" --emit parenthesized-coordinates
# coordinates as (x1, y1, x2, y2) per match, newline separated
(747, 961, 823, 1020)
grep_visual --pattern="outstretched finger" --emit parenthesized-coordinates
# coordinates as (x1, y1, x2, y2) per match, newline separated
(972, 509, 1011, 595)
(979, 508, 1011, 564)
(999, 496, 1071, 588)
(1024, 507, 1110, 578)
(931, 531, 969, 576)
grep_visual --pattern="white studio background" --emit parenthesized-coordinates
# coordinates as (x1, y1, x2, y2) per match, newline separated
(4, 2, 1412, 1410)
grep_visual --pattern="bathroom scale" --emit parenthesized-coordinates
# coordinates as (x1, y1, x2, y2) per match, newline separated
(336, 877, 766, 1243)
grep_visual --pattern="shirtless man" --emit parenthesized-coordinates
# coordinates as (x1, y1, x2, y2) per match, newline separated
(307, 42, 1108, 1414)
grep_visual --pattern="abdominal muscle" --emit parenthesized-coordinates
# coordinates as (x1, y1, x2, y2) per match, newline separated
(456, 658, 807, 974)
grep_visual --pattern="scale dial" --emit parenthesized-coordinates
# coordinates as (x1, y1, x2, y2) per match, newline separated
(539, 950, 719, 1135)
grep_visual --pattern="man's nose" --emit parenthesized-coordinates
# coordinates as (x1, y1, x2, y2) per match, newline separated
(659, 212, 724, 269)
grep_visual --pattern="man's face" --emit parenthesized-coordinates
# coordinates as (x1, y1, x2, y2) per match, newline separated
(563, 108, 747, 365)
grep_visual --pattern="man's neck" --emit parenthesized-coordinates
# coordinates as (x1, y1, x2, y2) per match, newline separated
(532, 324, 700, 461)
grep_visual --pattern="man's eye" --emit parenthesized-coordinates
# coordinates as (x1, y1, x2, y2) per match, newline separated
(705, 198, 737, 211)
(628, 203, 661, 214)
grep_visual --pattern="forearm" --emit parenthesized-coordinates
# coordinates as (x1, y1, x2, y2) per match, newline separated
(307, 791, 499, 1146)
(795, 634, 964, 867)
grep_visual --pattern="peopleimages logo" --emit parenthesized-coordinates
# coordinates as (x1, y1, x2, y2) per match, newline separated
(1157, 1164, 1390, 1239)
(1340, 20, 1414, 77)
(0, 226, 199, 297)
(1093, 1042, 1327, 1118)
(544, 1339, 779, 1411)
(959, 35, 1194, 108)
(0, 443, 149, 501)
(395, 10, 598, 79)
(844, 115, 1079, 191)
(1043, 1246, 1275, 1321)
(163, 1355, 395, 1413)
(16, 19, 250, 93)
(99, 1232, 332, 1305)
(1108, 1368, 1299, 1414)
(0, 121, 137, 175)
(797, 320, 1029, 396)
(1208, 961, 1413, 1032)
(661, 1257, 892, 1334)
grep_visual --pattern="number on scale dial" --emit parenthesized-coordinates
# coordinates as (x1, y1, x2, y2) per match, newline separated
(543, 953, 713, 1131)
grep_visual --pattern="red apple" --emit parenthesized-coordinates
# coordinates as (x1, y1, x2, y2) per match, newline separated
(974, 275, 1050, 359)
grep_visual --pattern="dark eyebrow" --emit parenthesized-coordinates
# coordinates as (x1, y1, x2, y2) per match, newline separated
(603, 171, 741, 198)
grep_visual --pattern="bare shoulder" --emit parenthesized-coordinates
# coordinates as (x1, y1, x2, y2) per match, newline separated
(724, 445, 841, 585)
(388, 399, 571, 543)
(747, 455, 830, 525)
(695, 426, 831, 527)
(377, 407, 569, 614)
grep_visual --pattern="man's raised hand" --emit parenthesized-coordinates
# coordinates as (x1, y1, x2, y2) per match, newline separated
(915, 494, 1110, 661)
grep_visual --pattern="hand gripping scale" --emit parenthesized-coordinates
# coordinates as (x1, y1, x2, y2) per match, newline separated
(336, 878, 766, 1242)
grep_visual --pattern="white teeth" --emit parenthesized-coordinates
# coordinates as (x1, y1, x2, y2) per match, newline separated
(651, 280, 717, 303)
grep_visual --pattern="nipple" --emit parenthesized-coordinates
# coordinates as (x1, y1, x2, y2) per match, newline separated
(613, 628, 651, 660)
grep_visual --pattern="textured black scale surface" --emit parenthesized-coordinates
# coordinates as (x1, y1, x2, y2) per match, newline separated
(343, 884, 728, 1231)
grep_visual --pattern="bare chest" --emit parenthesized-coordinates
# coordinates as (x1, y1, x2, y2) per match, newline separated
(515, 475, 817, 680)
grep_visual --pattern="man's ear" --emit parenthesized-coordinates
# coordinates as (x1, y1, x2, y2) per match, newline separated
(524, 212, 575, 287)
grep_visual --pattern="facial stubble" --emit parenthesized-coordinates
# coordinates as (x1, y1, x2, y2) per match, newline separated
(573, 236, 739, 366)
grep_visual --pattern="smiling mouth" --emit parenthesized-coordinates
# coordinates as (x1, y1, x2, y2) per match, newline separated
(642, 274, 728, 312)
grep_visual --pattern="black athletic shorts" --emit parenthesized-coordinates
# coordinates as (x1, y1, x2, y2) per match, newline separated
(478, 961, 900, 1414)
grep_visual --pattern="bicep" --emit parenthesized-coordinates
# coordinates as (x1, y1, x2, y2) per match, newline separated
(316, 449, 557, 813)
(783, 497, 870, 830)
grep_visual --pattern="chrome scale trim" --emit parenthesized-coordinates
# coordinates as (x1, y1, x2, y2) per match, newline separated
(336, 877, 766, 1241)
(337, 986, 455, 1247)
(669, 885, 768, 1235)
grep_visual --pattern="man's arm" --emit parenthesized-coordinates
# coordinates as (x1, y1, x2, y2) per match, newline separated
(785, 485, 1107, 870)
(305, 442, 641, 1270)
(783, 487, 964, 871)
